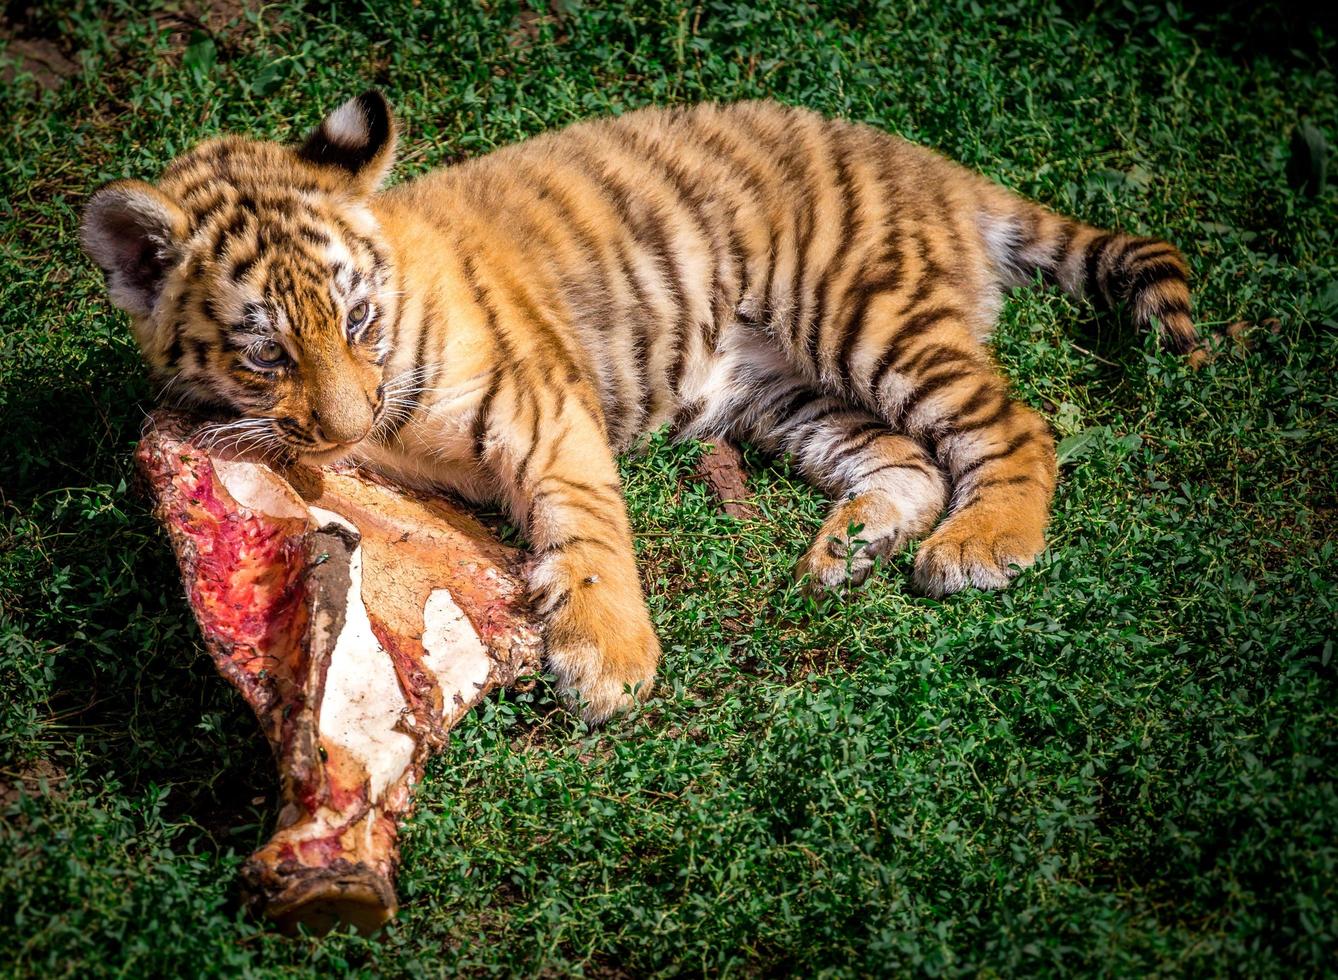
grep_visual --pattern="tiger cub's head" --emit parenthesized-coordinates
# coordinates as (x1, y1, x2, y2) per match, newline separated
(81, 91, 402, 463)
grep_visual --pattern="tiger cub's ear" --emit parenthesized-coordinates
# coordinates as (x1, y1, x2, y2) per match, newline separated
(80, 180, 189, 318)
(298, 90, 398, 193)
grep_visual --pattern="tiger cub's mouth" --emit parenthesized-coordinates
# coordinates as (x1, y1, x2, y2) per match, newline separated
(286, 413, 385, 465)
(275, 389, 391, 464)
(267, 411, 384, 467)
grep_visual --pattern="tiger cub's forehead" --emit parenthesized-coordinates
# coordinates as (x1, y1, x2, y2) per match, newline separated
(157, 136, 383, 262)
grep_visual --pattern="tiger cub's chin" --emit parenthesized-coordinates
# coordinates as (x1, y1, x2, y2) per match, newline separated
(297, 443, 364, 467)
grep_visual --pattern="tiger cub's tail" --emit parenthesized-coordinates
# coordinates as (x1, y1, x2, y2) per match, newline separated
(979, 189, 1204, 363)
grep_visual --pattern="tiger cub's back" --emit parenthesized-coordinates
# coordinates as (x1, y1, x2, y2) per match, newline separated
(382, 99, 1195, 450)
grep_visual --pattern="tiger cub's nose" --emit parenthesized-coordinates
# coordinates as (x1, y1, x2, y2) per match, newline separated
(312, 398, 374, 445)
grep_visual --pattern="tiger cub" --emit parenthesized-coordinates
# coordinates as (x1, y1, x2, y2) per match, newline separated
(81, 93, 1199, 722)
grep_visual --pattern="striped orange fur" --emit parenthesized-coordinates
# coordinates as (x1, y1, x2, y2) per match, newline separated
(81, 93, 1201, 722)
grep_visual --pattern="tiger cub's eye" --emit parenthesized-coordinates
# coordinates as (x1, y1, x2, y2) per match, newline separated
(251, 340, 288, 369)
(347, 301, 370, 332)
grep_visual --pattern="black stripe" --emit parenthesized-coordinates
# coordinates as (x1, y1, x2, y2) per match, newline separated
(951, 390, 1015, 435)
(857, 459, 933, 483)
(755, 382, 813, 427)
(896, 233, 947, 313)
(1125, 261, 1188, 302)
(1083, 233, 1114, 299)
(597, 126, 719, 399)
(487, 263, 582, 384)
(513, 393, 544, 490)
(459, 248, 521, 363)
(529, 494, 610, 525)
(201, 296, 229, 330)
(757, 225, 780, 321)
(296, 224, 330, 247)
(1041, 222, 1077, 287)
(381, 267, 404, 363)
(380, 296, 437, 440)
(532, 474, 620, 504)
(867, 306, 963, 397)
(186, 194, 228, 230)
(616, 246, 653, 436)
(973, 474, 1034, 490)
(678, 111, 771, 322)
(528, 175, 653, 437)
(952, 382, 1000, 424)
(212, 210, 251, 259)
(512, 159, 630, 427)
(953, 473, 1036, 512)
(187, 339, 209, 372)
(539, 590, 571, 616)
(833, 218, 926, 388)
(896, 369, 971, 425)
(786, 400, 857, 436)
(716, 222, 747, 347)
(276, 417, 316, 446)
(544, 535, 619, 555)
(789, 192, 819, 352)
(733, 106, 817, 346)
(1150, 297, 1193, 320)
(603, 124, 715, 257)
(831, 421, 888, 456)
(1109, 236, 1158, 269)
(325, 213, 379, 264)
(569, 143, 690, 409)
(227, 369, 274, 392)
(487, 263, 596, 425)
(681, 110, 771, 197)
(1016, 208, 1042, 252)
(471, 369, 501, 463)
(1146, 293, 1193, 323)
(164, 329, 184, 371)
(955, 430, 1037, 481)
(230, 250, 259, 283)
(833, 267, 903, 390)
(1122, 240, 1177, 267)
(899, 344, 972, 378)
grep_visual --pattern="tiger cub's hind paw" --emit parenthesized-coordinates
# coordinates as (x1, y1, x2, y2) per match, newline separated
(910, 513, 1045, 598)
(797, 488, 943, 593)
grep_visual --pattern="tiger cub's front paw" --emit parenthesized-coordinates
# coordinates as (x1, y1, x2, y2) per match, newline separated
(529, 548, 660, 724)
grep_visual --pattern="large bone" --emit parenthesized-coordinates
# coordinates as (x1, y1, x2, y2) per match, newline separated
(134, 411, 541, 935)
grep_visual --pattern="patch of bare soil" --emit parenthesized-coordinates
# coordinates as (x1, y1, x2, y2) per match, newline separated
(1, 0, 261, 92)
(1, 35, 77, 90)
(0, 757, 66, 808)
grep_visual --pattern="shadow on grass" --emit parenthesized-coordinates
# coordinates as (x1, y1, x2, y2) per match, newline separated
(2, 342, 279, 852)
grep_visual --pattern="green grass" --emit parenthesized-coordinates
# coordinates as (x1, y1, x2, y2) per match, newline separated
(2, 1, 1336, 975)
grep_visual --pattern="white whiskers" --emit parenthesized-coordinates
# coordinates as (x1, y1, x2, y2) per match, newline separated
(369, 366, 492, 442)
(194, 416, 287, 463)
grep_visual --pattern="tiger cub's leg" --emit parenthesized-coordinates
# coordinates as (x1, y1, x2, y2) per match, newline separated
(733, 387, 949, 591)
(858, 319, 1058, 597)
(480, 375, 660, 724)
(795, 425, 949, 591)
